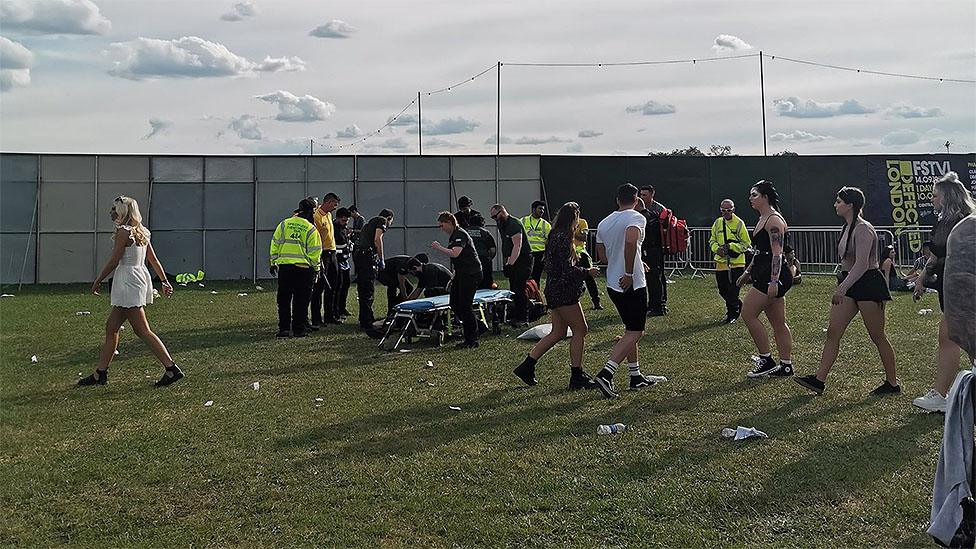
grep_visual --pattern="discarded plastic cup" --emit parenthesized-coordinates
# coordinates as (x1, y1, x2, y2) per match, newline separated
(30, 355, 38, 363)
(721, 428, 737, 438)
(597, 423, 627, 435)
(251, 382, 260, 391)
(204, 400, 214, 407)
(75, 311, 91, 316)
(918, 308, 934, 315)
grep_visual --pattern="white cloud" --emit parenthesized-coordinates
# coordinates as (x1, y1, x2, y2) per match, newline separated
(107, 36, 305, 80)
(711, 34, 753, 53)
(566, 143, 584, 153)
(885, 102, 944, 119)
(769, 130, 832, 142)
(227, 114, 263, 140)
(387, 114, 417, 127)
(513, 136, 572, 145)
(0, 36, 34, 92)
(880, 129, 920, 146)
(335, 124, 363, 138)
(309, 20, 357, 39)
(406, 117, 479, 135)
(424, 138, 464, 149)
(625, 100, 677, 116)
(254, 90, 335, 122)
(773, 96, 875, 118)
(374, 137, 409, 150)
(142, 118, 172, 140)
(578, 130, 603, 138)
(484, 135, 512, 145)
(221, 1, 258, 22)
(0, 0, 110, 35)
(240, 138, 309, 155)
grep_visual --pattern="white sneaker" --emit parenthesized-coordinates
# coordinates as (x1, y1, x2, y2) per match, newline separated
(912, 388, 947, 413)
(644, 375, 668, 383)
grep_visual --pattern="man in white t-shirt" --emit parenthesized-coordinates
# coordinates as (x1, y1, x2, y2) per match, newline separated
(593, 183, 665, 398)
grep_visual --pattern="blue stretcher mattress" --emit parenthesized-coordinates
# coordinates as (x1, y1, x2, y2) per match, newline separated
(394, 289, 514, 312)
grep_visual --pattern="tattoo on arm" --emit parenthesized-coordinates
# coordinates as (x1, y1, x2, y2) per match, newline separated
(770, 256, 782, 280)
(769, 226, 783, 280)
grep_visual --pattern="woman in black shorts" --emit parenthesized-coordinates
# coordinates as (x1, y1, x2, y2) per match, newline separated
(795, 187, 899, 395)
(737, 180, 794, 378)
(513, 202, 601, 390)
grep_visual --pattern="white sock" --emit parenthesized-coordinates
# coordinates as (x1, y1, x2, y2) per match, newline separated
(602, 360, 618, 377)
(628, 362, 642, 377)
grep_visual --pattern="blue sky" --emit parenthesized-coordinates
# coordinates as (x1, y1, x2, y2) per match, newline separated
(1, 0, 974, 155)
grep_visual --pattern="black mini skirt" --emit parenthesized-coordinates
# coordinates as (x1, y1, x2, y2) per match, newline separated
(839, 269, 891, 302)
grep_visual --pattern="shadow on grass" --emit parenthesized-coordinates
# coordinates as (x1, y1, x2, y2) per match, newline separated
(588, 319, 727, 353)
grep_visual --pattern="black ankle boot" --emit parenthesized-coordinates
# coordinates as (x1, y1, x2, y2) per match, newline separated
(77, 369, 108, 387)
(513, 356, 538, 386)
(155, 364, 185, 387)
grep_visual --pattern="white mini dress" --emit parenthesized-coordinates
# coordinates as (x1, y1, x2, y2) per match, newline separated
(110, 225, 154, 308)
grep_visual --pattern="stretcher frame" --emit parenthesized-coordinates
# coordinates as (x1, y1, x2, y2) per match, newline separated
(378, 289, 514, 351)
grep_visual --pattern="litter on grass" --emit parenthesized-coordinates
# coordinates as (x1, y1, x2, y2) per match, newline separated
(114, 350, 119, 355)
(251, 382, 260, 391)
(238, 293, 248, 297)
(75, 311, 91, 316)
(918, 309, 934, 315)
(449, 405, 462, 411)
(255, 286, 264, 291)
(314, 397, 324, 402)
(198, 283, 205, 288)
(30, 355, 38, 363)
(210, 290, 218, 295)
(424, 360, 434, 368)
(204, 400, 214, 407)
(721, 426, 768, 440)
(1, 294, 14, 297)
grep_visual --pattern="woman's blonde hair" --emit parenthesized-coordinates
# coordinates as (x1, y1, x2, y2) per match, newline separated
(113, 196, 149, 246)
(935, 172, 976, 222)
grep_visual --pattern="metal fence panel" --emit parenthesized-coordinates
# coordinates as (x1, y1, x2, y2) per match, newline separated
(1, 180, 36, 232)
(256, 182, 303, 230)
(452, 180, 496, 214)
(358, 157, 404, 181)
(151, 231, 204, 277)
(406, 157, 449, 181)
(204, 230, 253, 279)
(37, 233, 93, 283)
(41, 155, 94, 182)
(405, 180, 450, 226)
(452, 156, 495, 180)
(204, 183, 253, 229)
(357, 181, 405, 221)
(255, 157, 304, 182)
(307, 182, 354, 206)
(98, 156, 149, 182)
(0, 232, 35, 284)
(498, 155, 540, 180)
(150, 183, 203, 230)
(205, 157, 253, 182)
(497, 180, 540, 219)
(152, 157, 203, 182)
(38, 182, 95, 232)
(1, 154, 37, 181)
(96, 182, 150, 231)
(308, 156, 354, 181)
(405, 227, 444, 258)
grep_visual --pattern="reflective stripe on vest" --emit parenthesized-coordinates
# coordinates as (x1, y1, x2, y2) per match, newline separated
(522, 216, 550, 252)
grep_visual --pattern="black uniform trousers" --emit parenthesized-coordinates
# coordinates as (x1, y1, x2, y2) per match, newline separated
(715, 267, 745, 318)
(451, 272, 480, 345)
(376, 270, 413, 317)
(277, 264, 314, 335)
(478, 255, 494, 289)
(334, 267, 351, 316)
(646, 247, 667, 314)
(310, 251, 338, 324)
(530, 250, 546, 285)
(353, 250, 377, 329)
(504, 258, 532, 323)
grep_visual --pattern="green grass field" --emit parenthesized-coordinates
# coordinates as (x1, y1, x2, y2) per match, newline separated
(0, 275, 955, 547)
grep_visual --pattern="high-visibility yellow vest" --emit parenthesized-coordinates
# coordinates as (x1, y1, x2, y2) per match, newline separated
(270, 216, 322, 268)
(708, 215, 751, 270)
(521, 215, 551, 253)
(574, 218, 589, 253)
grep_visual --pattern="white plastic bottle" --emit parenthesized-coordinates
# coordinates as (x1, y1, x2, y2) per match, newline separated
(597, 423, 627, 435)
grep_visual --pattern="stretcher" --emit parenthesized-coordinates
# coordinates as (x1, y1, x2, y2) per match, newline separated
(378, 289, 514, 351)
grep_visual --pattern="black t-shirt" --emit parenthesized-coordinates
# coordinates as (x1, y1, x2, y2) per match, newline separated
(642, 201, 666, 249)
(448, 228, 483, 276)
(333, 220, 349, 260)
(496, 216, 532, 265)
(454, 209, 481, 229)
(383, 255, 411, 278)
(467, 226, 496, 258)
(416, 262, 453, 289)
(358, 216, 388, 250)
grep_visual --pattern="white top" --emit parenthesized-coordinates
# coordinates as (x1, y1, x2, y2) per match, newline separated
(110, 225, 154, 308)
(596, 208, 646, 292)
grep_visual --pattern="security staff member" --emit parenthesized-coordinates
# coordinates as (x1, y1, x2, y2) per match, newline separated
(404, 254, 453, 299)
(489, 204, 533, 327)
(522, 201, 551, 285)
(709, 198, 751, 323)
(432, 211, 483, 348)
(353, 208, 394, 333)
(333, 207, 353, 318)
(454, 196, 481, 229)
(575, 212, 602, 310)
(639, 185, 668, 316)
(311, 192, 341, 328)
(467, 213, 497, 289)
(270, 198, 322, 338)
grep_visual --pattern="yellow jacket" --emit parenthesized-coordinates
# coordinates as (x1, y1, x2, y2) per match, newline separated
(270, 216, 322, 269)
(574, 218, 589, 253)
(709, 215, 751, 270)
(522, 215, 551, 252)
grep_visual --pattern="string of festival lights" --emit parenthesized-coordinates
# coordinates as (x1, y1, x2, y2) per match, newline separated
(308, 51, 974, 153)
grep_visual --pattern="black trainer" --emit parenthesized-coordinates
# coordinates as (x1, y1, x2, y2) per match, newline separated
(308, 324, 321, 332)
(155, 365, 184, 387)
(770, 361, 795, 377)
(77, 369, 108, 387)
(593, 301, 603, 311)
(276, 330, 290, 338)
(871, 380, 901, 396)
(568, 370, 596, 390)
(795, 374, 825, 394)
(513, 361, 537, 386)
(746, 355, 778, 378)
(455, 341, 479, 349)
(594, 373, 620, 399)
(629, 374, 661, 390)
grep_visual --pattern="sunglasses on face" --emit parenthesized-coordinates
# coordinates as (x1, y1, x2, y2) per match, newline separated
(490, 211, 500, 220)
(720, 208, 734, 212)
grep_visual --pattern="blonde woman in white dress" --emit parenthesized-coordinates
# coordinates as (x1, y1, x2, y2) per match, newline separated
(79, 196, 184, 387)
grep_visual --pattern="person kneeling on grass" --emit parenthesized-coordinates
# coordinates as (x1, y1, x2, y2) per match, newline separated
(512, 202, 601, 390)
(795, 187, 899, 396)
(82, 196, 183, 387)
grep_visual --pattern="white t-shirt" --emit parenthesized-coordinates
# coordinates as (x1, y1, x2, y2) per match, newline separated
(596, 208, 646, 292)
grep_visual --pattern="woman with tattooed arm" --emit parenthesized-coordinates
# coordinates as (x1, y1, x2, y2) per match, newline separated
(737, 180, 795, 378)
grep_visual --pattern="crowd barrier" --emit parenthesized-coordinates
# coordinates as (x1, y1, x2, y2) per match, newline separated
(587, 224, 932, 279)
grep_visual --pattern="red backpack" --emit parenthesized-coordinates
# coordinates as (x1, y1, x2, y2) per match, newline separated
(658, 207, 689, 255)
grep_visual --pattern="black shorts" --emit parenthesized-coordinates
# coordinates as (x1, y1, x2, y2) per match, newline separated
(607, 287, 648, 332)
(751, 258, 793, 298)
(839, 269, 891, 302)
